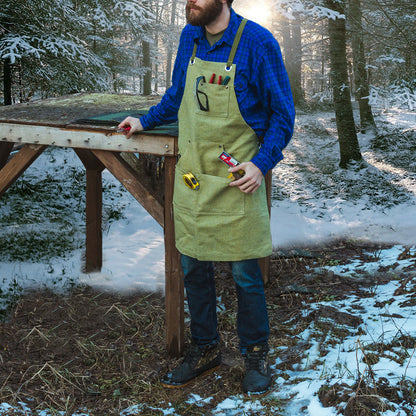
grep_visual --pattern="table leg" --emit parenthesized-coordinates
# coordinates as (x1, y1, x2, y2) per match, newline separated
(164, 156, 184, 357)
(0, 142, 14, 170)
(85, 168, 103, 272)
(259, 170, 272, 284)
(74, 149, 104, 273)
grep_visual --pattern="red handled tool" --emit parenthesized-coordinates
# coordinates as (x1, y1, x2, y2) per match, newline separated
(218, 151, 245, 180)
(117, 126, 131, 133)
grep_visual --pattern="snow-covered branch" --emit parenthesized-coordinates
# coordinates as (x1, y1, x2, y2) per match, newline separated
(272, 0, 345, 20)
(114, 1, 155, 23)
(0, 35, 44, 64)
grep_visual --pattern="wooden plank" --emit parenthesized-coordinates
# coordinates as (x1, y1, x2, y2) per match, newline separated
(164, 156, 184, 357)
(0, 142, 14, 170)
(0, 144, 47, 197)
(0, 122, 176, 156)
(91, 149, 164, 227)
(259, 170, 272, 284)
(74, 149, 105, 273)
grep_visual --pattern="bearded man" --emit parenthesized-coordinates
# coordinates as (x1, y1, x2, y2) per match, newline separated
(119, 0, 295, 394)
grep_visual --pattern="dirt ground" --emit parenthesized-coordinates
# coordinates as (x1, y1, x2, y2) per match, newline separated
(0, 241, 415, 415)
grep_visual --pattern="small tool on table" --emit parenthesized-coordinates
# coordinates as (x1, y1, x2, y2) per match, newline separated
(117, 126, 131, 133)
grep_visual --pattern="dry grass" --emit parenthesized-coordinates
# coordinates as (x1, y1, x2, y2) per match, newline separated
(1, 242, 415, 415)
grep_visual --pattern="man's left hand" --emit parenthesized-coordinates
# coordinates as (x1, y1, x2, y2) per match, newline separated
(228, 162, 263, 194)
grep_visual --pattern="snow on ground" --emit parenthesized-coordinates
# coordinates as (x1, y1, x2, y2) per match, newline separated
(268, 249, 416, 416)
(271, 109, 416, 249)
(2, 109, 415, 295)
(1, 107, 416, 414)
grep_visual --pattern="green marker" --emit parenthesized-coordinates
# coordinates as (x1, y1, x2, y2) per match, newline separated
(222, 76, 231, 85)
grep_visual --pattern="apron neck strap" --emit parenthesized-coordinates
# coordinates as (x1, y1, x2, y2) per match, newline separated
(190, 18, 248, 68)
(190, 43, 198, 63)
(226, 18, 247, 70)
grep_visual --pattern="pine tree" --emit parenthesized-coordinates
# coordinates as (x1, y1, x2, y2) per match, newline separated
(0, 0, 153, 103)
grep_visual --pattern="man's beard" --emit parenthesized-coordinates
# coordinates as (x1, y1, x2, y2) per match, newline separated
(186, 0, 223, 26)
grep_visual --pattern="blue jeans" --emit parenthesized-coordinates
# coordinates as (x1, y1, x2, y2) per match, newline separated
(181, 254, 269, 352)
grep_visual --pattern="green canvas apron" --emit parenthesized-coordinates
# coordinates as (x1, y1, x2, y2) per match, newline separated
(173, 19, 272, 261)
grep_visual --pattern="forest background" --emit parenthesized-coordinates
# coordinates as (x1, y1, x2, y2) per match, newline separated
(1, 1, 416, 415)
(1, 0, 416, 166)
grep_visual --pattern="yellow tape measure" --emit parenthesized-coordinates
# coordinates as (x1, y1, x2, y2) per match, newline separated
(183, 172, 200, 190)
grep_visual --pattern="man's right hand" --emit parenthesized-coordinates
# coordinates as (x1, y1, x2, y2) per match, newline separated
(118, 117, 144, 139)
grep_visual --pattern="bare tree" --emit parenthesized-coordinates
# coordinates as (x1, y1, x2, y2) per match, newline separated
(349, 0, 376, 133)
(2, 58, 12, 106)
(280, 16, 304, 106)
(142, 38, 152, 95)
(325, 0, 362, 167)
(1, 17, 12, 106)
(165, 0, 178, 90)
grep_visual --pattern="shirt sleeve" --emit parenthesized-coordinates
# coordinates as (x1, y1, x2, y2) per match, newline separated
(250, 38, 295, 176)
(140, 31, 188, 130)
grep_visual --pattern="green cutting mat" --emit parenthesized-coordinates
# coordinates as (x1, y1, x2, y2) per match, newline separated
(74, 110, 178, 136)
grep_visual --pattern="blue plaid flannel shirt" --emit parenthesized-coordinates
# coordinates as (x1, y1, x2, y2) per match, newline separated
(140, 9, 295, 175)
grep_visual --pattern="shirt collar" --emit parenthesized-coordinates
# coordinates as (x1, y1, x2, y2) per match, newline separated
(191, 8, 243, 46)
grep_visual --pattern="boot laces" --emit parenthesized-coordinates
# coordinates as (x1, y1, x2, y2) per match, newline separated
(244, 348, 268, 372)
(184, 343, 203, 366)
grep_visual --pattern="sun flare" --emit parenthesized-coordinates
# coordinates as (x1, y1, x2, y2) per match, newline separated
(235, 1, 272, 27)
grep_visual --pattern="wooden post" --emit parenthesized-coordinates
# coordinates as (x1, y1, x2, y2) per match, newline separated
(0, 142, 14, 170)
(74, 149, 104, 272)
(164, 156, 184, 357)
(259, 170, 272, 284)
(85, 168, 103, 272)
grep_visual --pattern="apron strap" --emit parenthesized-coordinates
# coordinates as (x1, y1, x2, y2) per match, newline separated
(190, 43, 198, 64)
(189, 18, 248, 68)
(226, 18, 247, 70)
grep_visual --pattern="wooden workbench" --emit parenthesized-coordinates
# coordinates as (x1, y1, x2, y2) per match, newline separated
(0, 92, 270, 357)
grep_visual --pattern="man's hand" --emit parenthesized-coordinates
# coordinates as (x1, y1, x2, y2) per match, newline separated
(228, 162, 263, 194)
(118, 117, 144, 139)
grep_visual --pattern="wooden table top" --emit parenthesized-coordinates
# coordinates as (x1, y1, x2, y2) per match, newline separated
(0, 93, 178, 155)
(0, 93, 161, 125)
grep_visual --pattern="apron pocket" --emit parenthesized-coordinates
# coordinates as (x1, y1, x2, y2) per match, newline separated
(173, 167, 198, 211)
(195, 83, 231, 118)
(197, 173, 245, 215)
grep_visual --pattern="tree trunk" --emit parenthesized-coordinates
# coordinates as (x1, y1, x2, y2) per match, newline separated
(2, 18, 13, 106)
(349, 0, 376, 134)
(3, 58, 12, 106)
(321, 31, 325, 93)
(165, 0, 178, 90)
(165, 47, 173, 91)
(281, 17, 303, 106)
(1, 55, 14, 169)
(326, 0, 362, 168)
(142, 40, 152, 96)
(291, 19, 304, 105)
(154, 0, 161, 94)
